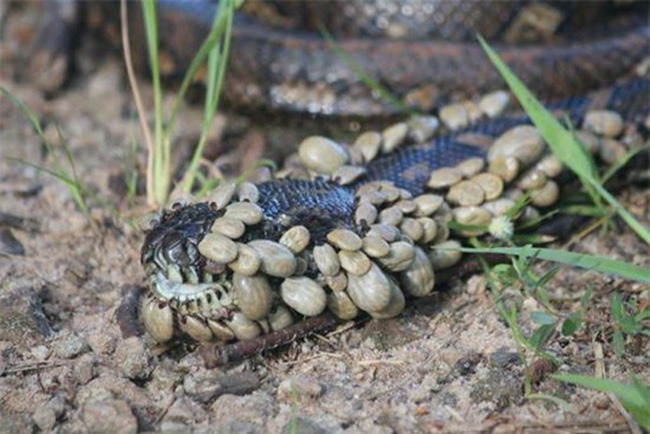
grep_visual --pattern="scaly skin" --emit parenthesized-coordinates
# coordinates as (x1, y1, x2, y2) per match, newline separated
(138, 79, 650, 365)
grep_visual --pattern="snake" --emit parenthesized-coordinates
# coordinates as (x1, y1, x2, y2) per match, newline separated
(132, 1, 650, 363)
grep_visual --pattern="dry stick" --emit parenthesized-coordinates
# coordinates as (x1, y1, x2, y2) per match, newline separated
(199, 313, 342, 369)
(120, 0, 155, 206)
(198, 256, 503, 369)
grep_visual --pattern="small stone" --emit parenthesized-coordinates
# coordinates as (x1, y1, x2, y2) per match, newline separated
(277, 375, 324, 400)
(472, 173, 504, 200)
(53, 333, 88, 359)
(378, 206, 404, 226)
(81, 399, 138, 434)
(30, 345, 50, 361)
(517, 169, 547, 190)
(33, 405, 57, 432)
(184, 370, 259, 403)
(535, 155, 563, 178)
(115, 337, 153, 380)
(75, 354, 97, 385)
(326, 229, 363, 251)
(280, 416, 329, 434)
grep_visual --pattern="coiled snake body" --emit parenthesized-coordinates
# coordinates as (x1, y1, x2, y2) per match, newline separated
(136, 1, 650, 362)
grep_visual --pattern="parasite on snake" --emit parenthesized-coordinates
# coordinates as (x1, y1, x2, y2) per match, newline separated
(125, 1, 650, 365)
(139, 78, 650, 354)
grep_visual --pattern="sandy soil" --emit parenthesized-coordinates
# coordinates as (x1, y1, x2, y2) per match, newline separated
(1, 3, 649, 433)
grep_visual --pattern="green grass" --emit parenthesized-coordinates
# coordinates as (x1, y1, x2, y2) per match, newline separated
(1, 87, 91, 219)
(122, 0, 241, 207)
(466, 38, 650, 425)
(552, 374, 650, 430)
(460, 245, 650, 285)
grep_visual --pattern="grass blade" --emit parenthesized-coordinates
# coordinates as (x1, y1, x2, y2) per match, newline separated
(552, 374, 650, 429)
(458, 246, 650, 284)
(141, 0, 168, 206)
(180, 0, 236, 193)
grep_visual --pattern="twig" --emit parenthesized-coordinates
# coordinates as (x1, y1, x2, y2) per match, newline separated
(609, 393, 643, 434)
(121, 0, 155, 206)
(199, 313, 341, 368)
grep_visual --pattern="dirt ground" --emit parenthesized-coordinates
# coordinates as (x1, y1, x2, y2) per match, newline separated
(1, 4, 649, 433)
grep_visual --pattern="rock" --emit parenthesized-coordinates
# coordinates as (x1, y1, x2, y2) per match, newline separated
(489, 348, 522, 368)
(0, 286, 52, 345)
(215, 421, 263, 434)
(114, 337, 153, 380)
(281, 416, 328, 434)
(86, 329, 118, 355)
(0, 227, 24, 255)
(0, 413, 34, 433)
(32, 394, 65, 432)
(33, 405, 57, 432)
(184, 370, 260, 404)
(277, 375, 324, 400)
(74, 354, 97, 385)
(53, 332, 89, 359)
(470, 368, 524, 410)
(162, 396, 208, 427)
(80, 399, 138, 434)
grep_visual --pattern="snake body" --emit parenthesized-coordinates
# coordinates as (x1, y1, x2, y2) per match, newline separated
(136, 1, 650, 353)
(147, 0, 650, 116)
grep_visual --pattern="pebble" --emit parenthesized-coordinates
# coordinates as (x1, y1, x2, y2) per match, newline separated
(81, 399, 138, 434)
(33, 395, 66, 432)
(529, 180, 559, 207)
(53, 332, 88, 359)
(115, 336, 153, 380)
(326, 229, 363, 251)
(75, 354, 97, 385)
(277, 375, 324, 400)
(280, 416, 329, 434)
(184, 370, 259, 404)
